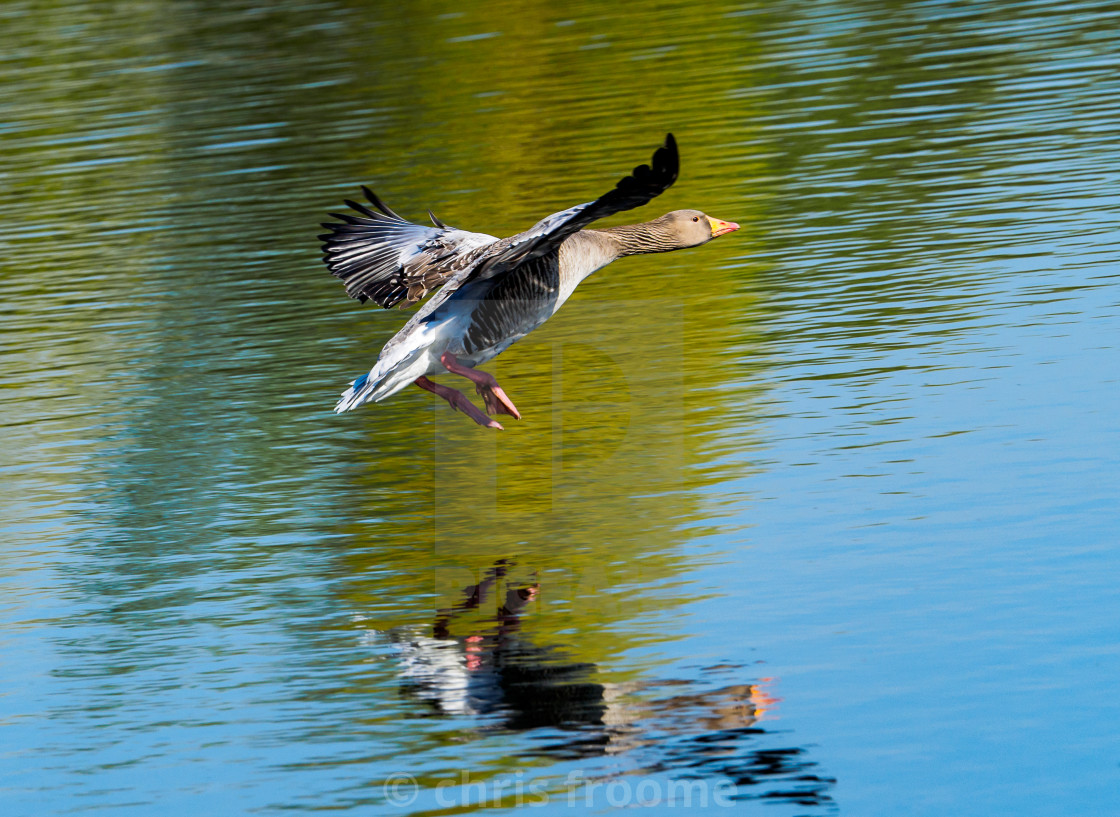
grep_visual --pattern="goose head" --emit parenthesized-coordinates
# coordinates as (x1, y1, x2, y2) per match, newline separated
(658, 209, 740, 247)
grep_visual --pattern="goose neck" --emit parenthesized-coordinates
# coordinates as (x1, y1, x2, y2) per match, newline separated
(594, 221, 677, 257)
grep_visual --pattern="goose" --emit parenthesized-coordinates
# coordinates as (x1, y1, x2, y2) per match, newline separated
(319, 133, 738, 429)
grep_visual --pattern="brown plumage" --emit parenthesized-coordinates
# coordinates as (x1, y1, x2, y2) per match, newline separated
(320, 134, 739, 426)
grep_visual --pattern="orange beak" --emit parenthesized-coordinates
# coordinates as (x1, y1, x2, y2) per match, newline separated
(707, 216, 740, 237)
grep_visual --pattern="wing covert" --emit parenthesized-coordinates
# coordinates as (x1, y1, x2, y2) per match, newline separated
(319, 187, 496, 309)
(467, 133, 679, 282)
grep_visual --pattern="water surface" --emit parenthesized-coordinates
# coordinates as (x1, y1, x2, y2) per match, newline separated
(2, 0, 1119, 814)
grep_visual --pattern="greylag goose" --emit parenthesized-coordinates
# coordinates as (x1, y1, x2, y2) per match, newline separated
(320, 133, 738, 429)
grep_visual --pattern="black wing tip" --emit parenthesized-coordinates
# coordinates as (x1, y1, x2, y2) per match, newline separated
(611, 133, 679, 198)
(655, 132, 679, 184)
(320, 187, 395, 233)
(343, 198, 380, 219)
(361, 186, 406, 220)
(326, 211, 369, 226)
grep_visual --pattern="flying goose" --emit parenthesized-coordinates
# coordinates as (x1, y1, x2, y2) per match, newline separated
(319, 134, 738, 429)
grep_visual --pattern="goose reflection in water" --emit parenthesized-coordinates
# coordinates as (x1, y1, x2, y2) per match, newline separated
(370, 561, 836, 809)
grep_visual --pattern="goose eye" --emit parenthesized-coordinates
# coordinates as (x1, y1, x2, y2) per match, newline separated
(692, 216, 699, 222)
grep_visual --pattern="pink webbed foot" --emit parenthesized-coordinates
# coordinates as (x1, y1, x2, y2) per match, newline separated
(439, 353, 522, 420)
(477, 383, 521, 419)
(415, 376, 503, 430)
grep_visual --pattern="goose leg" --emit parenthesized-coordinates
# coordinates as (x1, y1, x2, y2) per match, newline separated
(414, 376, 503, 430)
(439, 353, 522, 419)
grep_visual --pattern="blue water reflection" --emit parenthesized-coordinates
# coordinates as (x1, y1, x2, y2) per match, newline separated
(2, 0, 1119, 815)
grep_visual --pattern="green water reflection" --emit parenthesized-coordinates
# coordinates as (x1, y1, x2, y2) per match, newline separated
(4, 0, 1119, 814)
(4, 0, 767, 662)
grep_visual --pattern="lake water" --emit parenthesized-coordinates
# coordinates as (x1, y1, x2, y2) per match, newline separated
(2, 0, 1118, 814)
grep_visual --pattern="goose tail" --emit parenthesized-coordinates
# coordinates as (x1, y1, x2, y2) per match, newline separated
(334, 343, 431, 414)
(335, 370, 381, 413)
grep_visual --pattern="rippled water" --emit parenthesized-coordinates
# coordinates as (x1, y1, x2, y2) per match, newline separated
(3, 1, 1119, 814)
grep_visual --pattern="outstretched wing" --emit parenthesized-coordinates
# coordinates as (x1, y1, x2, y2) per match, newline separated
(319, 187, 497, 309)
(465, 133, 679, 283)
